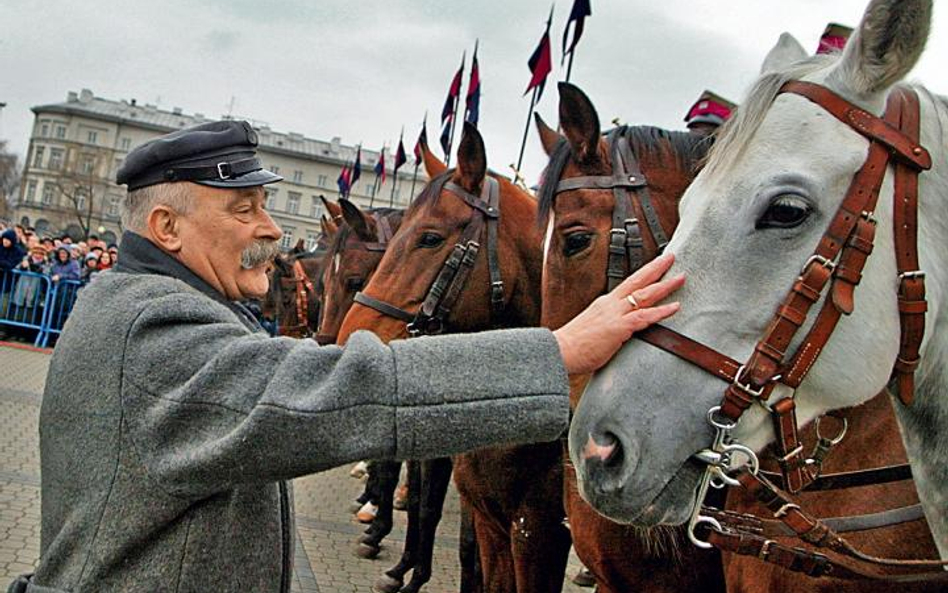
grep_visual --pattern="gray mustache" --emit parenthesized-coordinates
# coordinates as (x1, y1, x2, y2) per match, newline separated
(240, 240, 281, 270)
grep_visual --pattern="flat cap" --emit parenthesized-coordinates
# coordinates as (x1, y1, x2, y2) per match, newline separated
(116, 120, 283, 191)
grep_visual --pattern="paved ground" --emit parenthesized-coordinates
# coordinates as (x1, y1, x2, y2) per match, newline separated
(0, 341, 588, 592)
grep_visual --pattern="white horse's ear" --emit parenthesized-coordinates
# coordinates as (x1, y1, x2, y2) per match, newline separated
(828, 0, 931, 96)
(760, 33, 807, 75)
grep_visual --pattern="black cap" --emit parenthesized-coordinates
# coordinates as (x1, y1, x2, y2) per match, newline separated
(116, 120, 283, 191)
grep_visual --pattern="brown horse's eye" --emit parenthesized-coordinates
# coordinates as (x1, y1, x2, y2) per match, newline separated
(345, 277, 364, 291)
(563, 231, 593, 257)
(417, 232, 445, 249)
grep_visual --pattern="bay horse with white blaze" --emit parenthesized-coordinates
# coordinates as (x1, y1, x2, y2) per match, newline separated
(339, 123, 569, 593)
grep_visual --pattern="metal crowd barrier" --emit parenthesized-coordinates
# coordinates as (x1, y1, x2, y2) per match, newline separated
(0, 268, 84, 348)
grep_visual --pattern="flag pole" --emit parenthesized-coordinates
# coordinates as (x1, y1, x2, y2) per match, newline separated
(516, 85, 539, 173)
(565, 48, 576, 82)
(409, 162, 420, 204)
(445, 51, 466, 168)
(390, 127, 403, 206)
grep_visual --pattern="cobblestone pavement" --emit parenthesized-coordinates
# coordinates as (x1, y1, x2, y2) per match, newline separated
(0, 343, 587, 592)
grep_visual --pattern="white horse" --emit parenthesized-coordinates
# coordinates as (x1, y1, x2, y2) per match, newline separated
(569, 0, 948, 559)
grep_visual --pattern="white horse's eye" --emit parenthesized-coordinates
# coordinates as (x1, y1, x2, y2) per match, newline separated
(756, 195, 812, 229)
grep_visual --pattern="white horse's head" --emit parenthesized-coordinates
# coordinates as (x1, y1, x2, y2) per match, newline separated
(570, 0, 947, 537)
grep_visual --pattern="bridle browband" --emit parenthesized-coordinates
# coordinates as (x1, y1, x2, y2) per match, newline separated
(634, 81, 944, 581)
(352, 173, 505, 336)
(545, 126, 671, 291)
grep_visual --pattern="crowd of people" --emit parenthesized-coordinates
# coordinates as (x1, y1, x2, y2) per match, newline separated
(0, 220, 118, 341)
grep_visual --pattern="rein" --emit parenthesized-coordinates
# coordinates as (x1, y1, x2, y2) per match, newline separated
(636, 82, 944, 581)
(280, 258, 317, 339)
(352, 174, 504, 336)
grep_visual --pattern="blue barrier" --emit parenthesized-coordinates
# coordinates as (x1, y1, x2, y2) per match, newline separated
(0, 268, 54, 347)
(0, 268, 87, 348)
(39, 279, 84, 348)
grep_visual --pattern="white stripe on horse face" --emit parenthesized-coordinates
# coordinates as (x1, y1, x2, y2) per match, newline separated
(542, 213, 555, 270)
(333, 253, 340, 275)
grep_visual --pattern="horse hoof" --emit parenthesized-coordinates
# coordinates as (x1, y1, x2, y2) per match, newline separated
(358, 532, 379, 546)
(355, 542, 381, 559)
(373, 574, 403, 593)
(572, 568, 596, 587)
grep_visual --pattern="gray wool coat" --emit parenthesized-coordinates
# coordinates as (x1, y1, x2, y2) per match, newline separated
(29, 233, 569, 593)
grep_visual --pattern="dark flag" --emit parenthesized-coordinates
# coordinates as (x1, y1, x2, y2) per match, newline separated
(440, 56, 465, 157)
(562, 0, 591, 64)
(394, 135, 407, 173)
(350, 145, 362, 188)
(465, 41, 481, 126)
(374, 147, 386, 186)
(525, 7, 554, 101)
(414, 119, 428, 162)
(337, 164, 351, 196)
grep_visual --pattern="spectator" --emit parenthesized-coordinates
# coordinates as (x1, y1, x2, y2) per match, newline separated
(107, 243, 119, 263)
(97, 251, 114, 271)
(1, 229, 25, 325)
(81, 253, 100, 283)
(49, 247, 81, 283)
(11, 245, 50, 320)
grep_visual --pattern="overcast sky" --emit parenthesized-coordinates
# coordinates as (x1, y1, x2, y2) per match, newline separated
(1, 0, 945, 186)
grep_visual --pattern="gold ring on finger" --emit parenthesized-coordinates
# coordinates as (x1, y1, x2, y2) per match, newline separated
(626, 294, 639, 309)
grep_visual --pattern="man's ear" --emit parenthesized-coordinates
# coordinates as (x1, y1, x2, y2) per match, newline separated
(146, 205, 183, 253)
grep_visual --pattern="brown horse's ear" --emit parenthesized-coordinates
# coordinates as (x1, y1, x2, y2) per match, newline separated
(558, 82, 602, 164)
(320, 215, 338, 238)
(292, 239, 306, 254)
(452, 122, 487, 193)
(339, 198, 376, 242)
(535, 112, 563, 156)
(422, 141, 448, 178)
(320, 195, 343, 222)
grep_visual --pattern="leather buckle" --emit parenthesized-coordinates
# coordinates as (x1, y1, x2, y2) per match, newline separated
(758, 539, 776, 560)
(732, 364, 765, 398)
(217, 162, 233, 179)
(490, 280, 504, 304)
(774, 503, 801, 518)
(899, 270, 925, 280)
(800, 255, 835, 275)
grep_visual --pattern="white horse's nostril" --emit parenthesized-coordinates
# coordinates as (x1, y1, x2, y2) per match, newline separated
(583, 433, 618, 462)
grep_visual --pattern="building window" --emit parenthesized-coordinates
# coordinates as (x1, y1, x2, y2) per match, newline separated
(120, 137, 132, 150)
(280, 227, 295, 250)
(42, 184, 55, 206)
(79, 154, 95, 175)
(306, 231, 319, 251)
(107, 195, 121, 218)
(40, 122, 49, 137)
(317, 174, 327, 188)
(310, 196, 322, 219)
(265, 188, 277, 210)
(26, 180, 37, 203)
(270, 165, 280, 175)
(87, 130, 98, 144)
(292, 170, 303, 184)
(32, 146, 45, 168)
(49, 148, 64, 170)
(286, 191, 301, 215)
(366, 183, 376, 198)
(55, 125, 66, 139)
(74, 188, 87, 212)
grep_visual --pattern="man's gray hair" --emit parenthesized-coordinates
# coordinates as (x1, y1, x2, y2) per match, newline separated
(122, 182, 194, 232)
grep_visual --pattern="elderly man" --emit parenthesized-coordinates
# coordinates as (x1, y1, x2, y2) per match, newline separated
(16, 121, 682, 592)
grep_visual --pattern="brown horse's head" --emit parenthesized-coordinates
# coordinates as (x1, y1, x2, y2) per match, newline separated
(262, 240, 330, 337)
(317, 199, 404, 345)
(338, 123, 542, 344)
(537, 82, 711, 335)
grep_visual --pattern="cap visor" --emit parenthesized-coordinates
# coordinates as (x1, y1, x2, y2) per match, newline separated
(195, 169, 283, 188)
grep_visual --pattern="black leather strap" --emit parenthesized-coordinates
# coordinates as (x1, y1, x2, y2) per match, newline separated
(163, 157, 262, 183)
(353, 292, 415, 323)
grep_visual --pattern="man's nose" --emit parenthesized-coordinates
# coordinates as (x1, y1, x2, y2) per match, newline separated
(257, 210, 282, 242)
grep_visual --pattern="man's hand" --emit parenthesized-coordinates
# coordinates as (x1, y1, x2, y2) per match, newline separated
(553, 253, 683, 375)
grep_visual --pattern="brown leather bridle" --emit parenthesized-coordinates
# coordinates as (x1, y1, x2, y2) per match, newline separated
(632, 82, 946, 581)
(352, 173, 505, 336)
(279, 258, 318, 339)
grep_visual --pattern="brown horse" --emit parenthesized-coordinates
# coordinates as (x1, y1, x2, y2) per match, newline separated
(339, 124, 569, 593)
(536, 82, 725, 593)
(261, 234, 329, 338)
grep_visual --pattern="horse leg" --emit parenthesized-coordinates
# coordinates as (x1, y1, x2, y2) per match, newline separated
(458, 500, 483, 593)
(358, 460, 401, 558)
(510, 464, 570, 593)
(375, 461, 420, 593)
(469, 505, 516, 593)
(399, 457, 453, 593)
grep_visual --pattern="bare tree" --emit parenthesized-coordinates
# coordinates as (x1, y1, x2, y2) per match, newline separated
(0, 140, 20, 220)
(55, 149, 107, 240)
